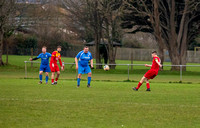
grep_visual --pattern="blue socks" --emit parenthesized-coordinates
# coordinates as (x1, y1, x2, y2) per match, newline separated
(39, 74, 49, 83)
(88, 77, 91, 85)
(46, 76, 49, 83)
(77, 78, 81, 86)
(77, 77, 91, 86)
(39, 74, 42, 81)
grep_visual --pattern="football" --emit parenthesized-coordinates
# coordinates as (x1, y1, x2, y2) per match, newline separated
(103, 65, 110, 71)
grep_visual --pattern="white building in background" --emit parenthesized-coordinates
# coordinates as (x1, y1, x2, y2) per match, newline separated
(15, 0, 57, 4)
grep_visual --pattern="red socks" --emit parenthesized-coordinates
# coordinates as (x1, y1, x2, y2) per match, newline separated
(146, 83, 150, 89)
(136, 82, 142, 89)
(51, 78, 58, 83)
(136, 82, 150, 90)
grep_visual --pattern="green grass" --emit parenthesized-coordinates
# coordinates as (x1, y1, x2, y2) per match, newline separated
(0, 55, 200, 127)
(0, 78, 200, 128)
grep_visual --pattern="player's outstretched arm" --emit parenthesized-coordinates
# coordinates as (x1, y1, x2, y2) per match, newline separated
(29, 57, 39, 61)
(145, 64, 152, 67)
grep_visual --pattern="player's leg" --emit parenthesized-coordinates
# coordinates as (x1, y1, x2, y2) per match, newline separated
(45, 72, 49, 84)
(77, 74, 82, 87)
(145, 79, 151, 91)
(77, 65, 84, 87)
(51, 72, 55, 85)
(39, 65, 45, 84)
(39, 71, 43, 84)
(87, 72, 92, 88)
(50, 64, 55, 85)
(53, 65, 60, 84)
(137, 76, 147, 89)
(45, 65, 50, 84)
(54, 71, 60, 84)
(133, 76, 147, 91)
(86, 66, 92, 88)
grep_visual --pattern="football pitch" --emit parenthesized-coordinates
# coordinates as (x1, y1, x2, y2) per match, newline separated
(0, 55, 200, 128)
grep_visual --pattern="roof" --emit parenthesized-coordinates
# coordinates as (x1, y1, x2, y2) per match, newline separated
(86, 39, 121, 46)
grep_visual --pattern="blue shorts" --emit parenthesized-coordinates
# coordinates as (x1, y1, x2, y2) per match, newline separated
(40, 64, 50, 72)
(78, 64, 91, 74)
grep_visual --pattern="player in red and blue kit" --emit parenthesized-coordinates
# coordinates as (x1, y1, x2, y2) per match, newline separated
(133, 51, 162, 91)
(30, 46, 51, 84)
(75, 46, 93, 88)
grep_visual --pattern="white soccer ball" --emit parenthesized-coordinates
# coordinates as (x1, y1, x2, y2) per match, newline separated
(103, 65, 110, 71)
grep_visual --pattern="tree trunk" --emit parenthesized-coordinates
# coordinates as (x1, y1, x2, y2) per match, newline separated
(153, 0, 164, 70)
(6, 41, 8, 65)
(158, 46, 164, 70)
(94, 0, 102, 69)
(168, 37, 181, 71)
(180, 17, 189, 71)
(0, 31, 4, 66)
(108, 42, 116, 69)
(94, 32, 101, 69)
(105, 18, 116, 69)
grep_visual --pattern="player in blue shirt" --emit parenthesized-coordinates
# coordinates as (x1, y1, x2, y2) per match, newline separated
(30, 46, 52, 84)
(75, 46, 93, 88)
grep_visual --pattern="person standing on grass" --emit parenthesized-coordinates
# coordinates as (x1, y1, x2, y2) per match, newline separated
(50, 46, 64, 85)
(133, 51, 162, 91)
(29, 46, 51, 84)
(75, 46, 93, 88)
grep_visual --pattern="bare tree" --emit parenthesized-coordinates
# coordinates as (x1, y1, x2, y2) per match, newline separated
(61, 0, 103, 68)
(100, 0, 123, 69)
(61, 0, 123, 69)
(122, 0, 200, 70)
(0, 0, 16, 66)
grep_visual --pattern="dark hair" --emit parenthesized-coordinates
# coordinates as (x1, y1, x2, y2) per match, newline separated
(84, 46, 89, 49)
(152, 51, 157, 54)
(57, 46, 62, 49)
(42, 46, 47, 49)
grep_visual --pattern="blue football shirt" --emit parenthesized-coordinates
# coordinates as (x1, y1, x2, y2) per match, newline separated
(76, 50, 93, 66)
(37, 52, 51, 65)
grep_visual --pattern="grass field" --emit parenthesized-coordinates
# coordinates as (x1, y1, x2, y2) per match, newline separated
(0, 55, 200, 127)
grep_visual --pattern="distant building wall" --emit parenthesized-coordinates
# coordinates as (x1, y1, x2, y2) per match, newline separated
(115, 47, 200, 63)
(6, 46, 200, 63)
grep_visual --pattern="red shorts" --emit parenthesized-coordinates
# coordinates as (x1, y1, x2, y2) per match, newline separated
(50, 64, 60, 72)
(144, 70, 158, 79)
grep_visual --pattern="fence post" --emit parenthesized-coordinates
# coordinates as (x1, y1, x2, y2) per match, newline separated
(31, 48, 33, 68)
(128, 64, 130, 80)
(180, 65, 182, 82)
(25, 61, 27, 79)
(131, 51, 133, 70)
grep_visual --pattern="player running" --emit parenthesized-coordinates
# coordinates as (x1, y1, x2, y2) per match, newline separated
(75, 46, 93, 88)
(50, 46, 64, 85)
(133, 51, 162, 91)
(29, 46, 51, 84)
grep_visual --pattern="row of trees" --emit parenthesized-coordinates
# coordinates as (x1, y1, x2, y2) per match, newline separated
(0, 0, 200, 71)
(0, 0, 78, 66)
(61, 0, 200, 70)
(122, 0, 200, 70)
(0, 0, 16, 65)
(61, 0, 123, 69)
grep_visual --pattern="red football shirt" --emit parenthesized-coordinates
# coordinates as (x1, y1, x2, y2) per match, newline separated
(151, 56, 160, 72)
(50, 51, 62, 66)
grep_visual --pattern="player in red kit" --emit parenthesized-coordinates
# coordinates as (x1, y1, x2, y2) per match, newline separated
(133, 51, 162, 91)
(50, 46, 64, 85)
